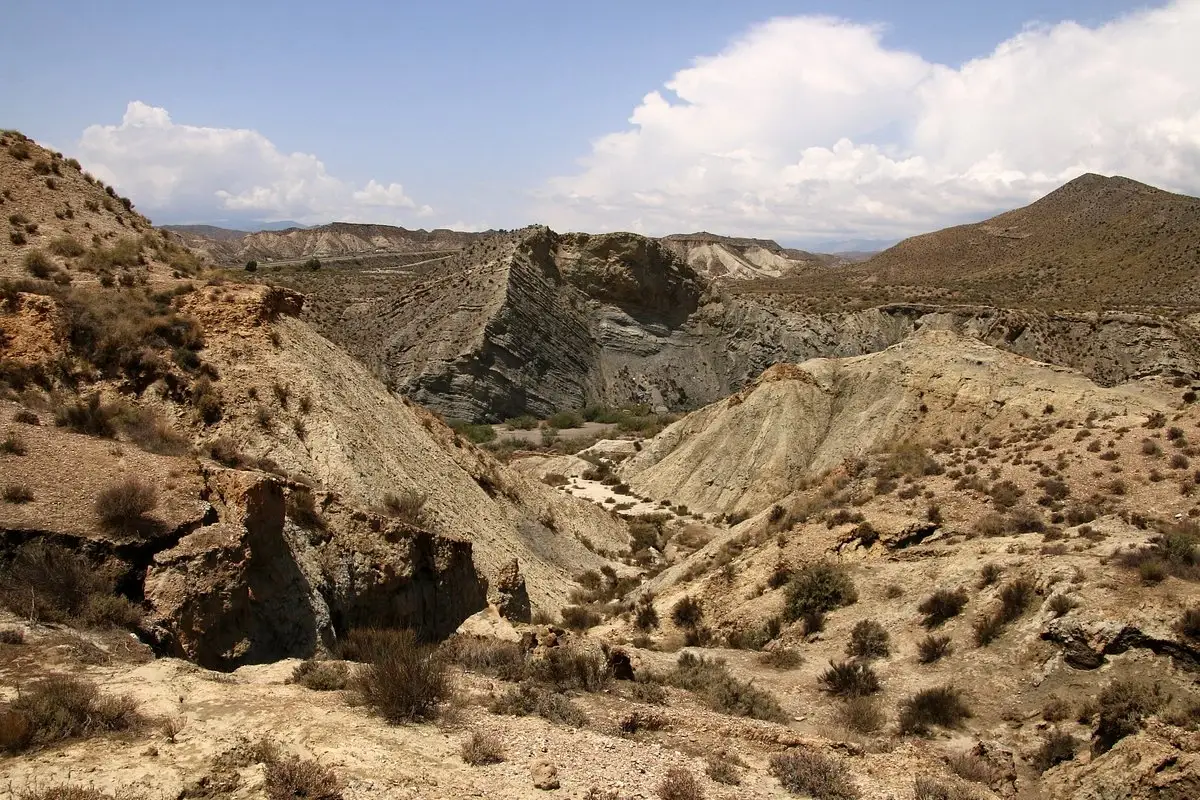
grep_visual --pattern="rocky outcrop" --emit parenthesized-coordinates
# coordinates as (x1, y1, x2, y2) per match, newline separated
(143, 471, 487, 671)
(1041, 617, 1200, 671)
(318, 227, 1200, 423)
(1043, 721, 1200, 799)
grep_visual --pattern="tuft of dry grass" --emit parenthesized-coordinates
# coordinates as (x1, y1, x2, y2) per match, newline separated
(461, 730, 505, 765)
(264, 754, 343, 800)
(94, 477, 158, 531)
(350, 629, 449, 723)
(657, 766, 704, 800)
(898, 686, 972, 735)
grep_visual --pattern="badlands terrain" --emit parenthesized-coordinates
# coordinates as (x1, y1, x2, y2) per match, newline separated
(0, 129, 1198, 800)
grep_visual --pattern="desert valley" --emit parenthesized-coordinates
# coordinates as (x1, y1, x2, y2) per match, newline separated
(0, 126, 1198, 800)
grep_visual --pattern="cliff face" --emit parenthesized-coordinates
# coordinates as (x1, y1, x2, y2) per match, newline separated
(327, 222, 1200, 420)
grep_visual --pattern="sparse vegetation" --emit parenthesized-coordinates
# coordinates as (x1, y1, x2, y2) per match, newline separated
(291, 660, 351, 691)
(784, 561, 857, 620)
(819, 660, 881, 697)
(0, 541, 140, 628)
(668, 652, 787, 721)
(381, 489, 427, 526)
(351, 628, 449, 722)
(94, 477, 158, 531)
(657, 766, 704, 800)
(1034, 729, 1079, 772)
(461, 730, 505, 765)
(264, 754, 343, 800)
(846, 619, 890, 659)
(898, 686, 972, 735)
(769, 747, 859, 799)
(2, 484, 34, 504)
(918, 588, 968, 628)
(917, 634, 953, 664)
(489, 682, 587, 727)
(0, 675, 142, 752)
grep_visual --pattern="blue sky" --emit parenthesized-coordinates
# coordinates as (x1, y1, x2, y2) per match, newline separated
(3, 1, 1197, 248)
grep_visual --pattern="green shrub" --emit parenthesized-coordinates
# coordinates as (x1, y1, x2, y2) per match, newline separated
(548, 410, 584, 429)
(504, 415, 538, 430)
(769, 748, 859, 799)
(447, 418, 496, 443)
(998, 577, 1035, 622)
(898, 686, 972, 735)
(784, 561, 857, 620)
(819, 660, 880, 697)
(671, 596, 703, 628)
(351, 628, 448, 722)
(846, 620, 890, 659)
(669, 652, 786, 721)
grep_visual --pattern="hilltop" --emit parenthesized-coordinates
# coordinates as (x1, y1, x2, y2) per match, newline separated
(169, 221, 491, 265)
(659, 232, 843, 280)
(739, 174, 1200, 312)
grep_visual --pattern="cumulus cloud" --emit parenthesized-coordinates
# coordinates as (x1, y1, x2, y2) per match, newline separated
(78, 102, 432, 224)
(539, 1, 1200, 244)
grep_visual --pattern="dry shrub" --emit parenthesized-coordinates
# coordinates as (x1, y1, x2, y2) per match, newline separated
(48, 235, 86, 257)
(705, 750, 745, 785)
(918, 588, 968, 628)
(758, 647, 803, 669)
(3, 484, 33, 503)
(784, 561, 857, 620)
(1042, 696, 1072, 722)
(0, 627, 25, 645)
(286, 488, 325, 530)
(846, 619, 890, 659)
(1178, 605, 1200, 639)
(0, 431, 26, 454)
(819, 660, 880, 697)
(489, 682, 587, 727)
(351, 628, 448, 722)
(461, 730, 505, 765)
(618, 710, 668, 735)
(668, 652, 786, 721)
(917, 634, 953, 664)
(123, 408, 189, 455)
(898, 686, 972, 735)
(946, 752, 997, 785)
(769, 747, 859, 799)
(912, 776, 976, 800)
(11, 787, 142, 800)
(561, 604, 602, 631)
(840, 696, 885, 733)
(525, 646, 610, 692)
(657, 766, 704, 800)
(290, 660, 351, 691)
(1033, 729, 1079, 772)
(382, 489, 426, 525)
(440, 634, 526, 680)
(0, 541, 139, 628)
(0, 674, 142, 752)
(998, 577, 1035, 622)
(1093, 679, 1168, 753)
(94, 477, 158, 531)
(264, 755, 342, 800)
(55, 393, 119, 437)
(630, 680, 668, 705)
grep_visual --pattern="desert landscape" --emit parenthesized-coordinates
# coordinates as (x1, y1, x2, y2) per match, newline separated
(0, 110, 1198, 800)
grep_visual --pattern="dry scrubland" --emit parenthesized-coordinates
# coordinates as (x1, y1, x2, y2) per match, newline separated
(0, 131, 1197, 798)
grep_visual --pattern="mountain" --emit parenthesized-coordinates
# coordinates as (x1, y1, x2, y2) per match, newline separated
(659, 231, 844, 280)
(844, 174, 1200, 309)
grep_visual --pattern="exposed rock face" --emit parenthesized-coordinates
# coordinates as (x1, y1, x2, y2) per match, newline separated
(316, 226, 1200, 422)
(142, 471, 485, 670)
(143, 470, 487, 671)
(1043, 721, 1200, 799)
(660, 231, 841, 280)
(493, 558, 531, 623)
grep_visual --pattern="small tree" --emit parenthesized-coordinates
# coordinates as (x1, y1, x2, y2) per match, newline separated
(245, 260, 258, 271)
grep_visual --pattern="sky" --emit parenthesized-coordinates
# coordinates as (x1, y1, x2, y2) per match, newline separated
(2, 0, 1198, 249)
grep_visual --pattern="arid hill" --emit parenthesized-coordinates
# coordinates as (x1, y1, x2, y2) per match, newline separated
(170, 221, 490, 265)
(659, 232, 842, 280)
(741, 174, 1200, 311)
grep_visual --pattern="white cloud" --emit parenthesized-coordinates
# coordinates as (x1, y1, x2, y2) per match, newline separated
(78, 102, 430, 224)
(539, 2, 1200, 244)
